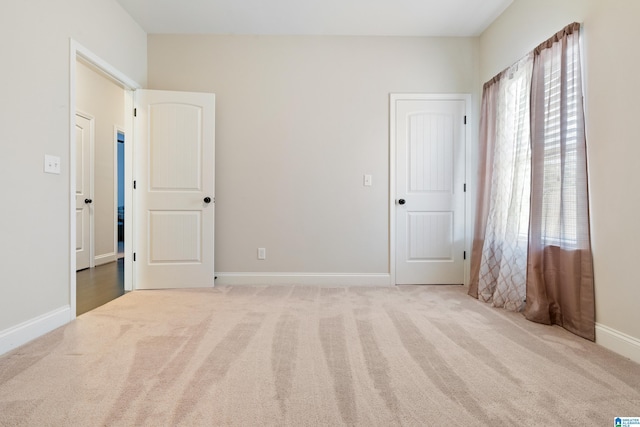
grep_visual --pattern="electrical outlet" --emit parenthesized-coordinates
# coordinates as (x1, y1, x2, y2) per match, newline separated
(258, 248, 266, 260)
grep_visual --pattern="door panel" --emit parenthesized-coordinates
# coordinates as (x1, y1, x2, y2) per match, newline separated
(135, 90, 215, 289)
(395, 98, 465, 285)
(407, 211, 453, 260)
(149, 211, 202, 262)
(75, 114, 92, 271)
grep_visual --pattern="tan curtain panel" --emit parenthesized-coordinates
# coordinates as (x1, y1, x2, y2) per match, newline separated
(524, 23, 595, 341)
(468, 78, 499, 298)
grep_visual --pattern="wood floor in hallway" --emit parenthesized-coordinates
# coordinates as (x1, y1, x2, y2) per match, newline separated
(76, 259, 124, 316)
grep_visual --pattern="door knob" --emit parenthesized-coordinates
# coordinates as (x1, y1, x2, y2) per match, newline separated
(203, 197, 212, 204)
(398, 199, 406, 205)
(84, 198, 93, 204)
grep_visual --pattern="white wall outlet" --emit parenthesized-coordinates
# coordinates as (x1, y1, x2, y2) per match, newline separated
(44, 154, 61, 175)
(258, 248, 266, 260)
(364, 174, 372, 187)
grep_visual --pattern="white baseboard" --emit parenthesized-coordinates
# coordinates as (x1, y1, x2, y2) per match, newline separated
(215, 273, 392, 287)
(0, 306, 71, 356)
(94, 253, 116, 266)
(596, 323, 640, 365)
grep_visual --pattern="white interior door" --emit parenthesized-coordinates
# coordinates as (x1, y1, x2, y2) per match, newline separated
(75, 113, 93, 271)
(394, 97, 466, 285)
(135, 90, 215, 289)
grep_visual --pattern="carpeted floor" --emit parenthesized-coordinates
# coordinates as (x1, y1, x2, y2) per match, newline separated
(0, 285, 639, 426)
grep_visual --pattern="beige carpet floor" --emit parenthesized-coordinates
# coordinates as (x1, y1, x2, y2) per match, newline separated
(0, 285, 639, 426)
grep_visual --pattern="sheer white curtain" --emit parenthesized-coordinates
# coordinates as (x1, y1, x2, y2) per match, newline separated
(471, 54, 533, 311)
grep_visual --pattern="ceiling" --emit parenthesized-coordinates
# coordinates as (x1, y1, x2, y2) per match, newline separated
(115, 0, 513, 37)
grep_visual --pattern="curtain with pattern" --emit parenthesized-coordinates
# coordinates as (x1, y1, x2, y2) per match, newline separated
(470, 23, 595, 341)
(469, 54, 533, 312)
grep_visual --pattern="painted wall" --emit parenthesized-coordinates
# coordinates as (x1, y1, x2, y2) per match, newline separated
(76, 60, 125, 265)
(479, 0, 640, 355)
(148, 35, 480, 278)
(0, 0, 145, 339)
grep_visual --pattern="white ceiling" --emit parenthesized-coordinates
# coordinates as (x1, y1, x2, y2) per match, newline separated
(115, 0, 513, 37)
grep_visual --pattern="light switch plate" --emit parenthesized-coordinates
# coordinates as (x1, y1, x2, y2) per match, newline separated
(44, 155, 61, 174)
(364, 174, 372, 187)
(258, 248, 266, 260)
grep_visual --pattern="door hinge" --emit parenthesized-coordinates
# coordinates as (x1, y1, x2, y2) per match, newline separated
(464, 115, 467, 125)
(133, 180, 137, 189)
(134, 108, 137, 117)
(133, 252, 137, 262)
(464, 183, 467, 192)
(464, 251, 467, 260)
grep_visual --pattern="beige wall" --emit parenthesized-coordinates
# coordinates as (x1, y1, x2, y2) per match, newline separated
(148, 35, 479, 275)
(0, 0, 145, 333)
(76, 60, 125, 264)
(480, 0, 640, 344)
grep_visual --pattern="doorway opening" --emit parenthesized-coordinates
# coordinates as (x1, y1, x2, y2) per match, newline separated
(75, 59, 126, 315)
(75, 129, 126, 316)
(70, 40, 140, 318)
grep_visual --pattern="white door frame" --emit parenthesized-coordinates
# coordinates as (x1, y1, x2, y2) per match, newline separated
(389, 93, 472, 286)
(69, 39, 141, 319)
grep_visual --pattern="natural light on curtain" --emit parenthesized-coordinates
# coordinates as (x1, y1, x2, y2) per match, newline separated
(531, 29, 583, 249)
(470, 23, 595, 341)
(525, 23, 595, 341)
(475, 55, 533, 311)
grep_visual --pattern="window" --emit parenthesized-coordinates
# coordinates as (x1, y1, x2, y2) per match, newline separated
(534, 35, 584, 248)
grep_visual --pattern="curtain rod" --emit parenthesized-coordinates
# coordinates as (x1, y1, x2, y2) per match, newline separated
(483, 22, 581, 91)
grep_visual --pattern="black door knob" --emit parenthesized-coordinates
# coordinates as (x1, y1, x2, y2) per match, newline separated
(84, 198, 93, 204)
(204, 197, 212, 204)
(398, 199, 406, 205)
